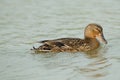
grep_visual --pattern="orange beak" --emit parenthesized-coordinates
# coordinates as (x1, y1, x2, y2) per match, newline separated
(96, 33, 107, 44)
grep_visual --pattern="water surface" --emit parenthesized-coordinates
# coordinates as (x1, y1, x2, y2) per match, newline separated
(0, 0, 120, 80)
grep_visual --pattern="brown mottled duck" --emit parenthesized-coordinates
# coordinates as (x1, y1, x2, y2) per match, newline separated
(31, 23, 107, 53)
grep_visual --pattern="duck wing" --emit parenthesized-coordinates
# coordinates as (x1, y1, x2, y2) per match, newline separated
(38, 38, 84, 47)
(33, 38, 84, 52)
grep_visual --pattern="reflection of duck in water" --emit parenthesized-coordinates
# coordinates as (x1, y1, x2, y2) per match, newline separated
(32, 23, 107, 53)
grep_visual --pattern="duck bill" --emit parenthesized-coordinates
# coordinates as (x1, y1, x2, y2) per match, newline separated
(96, 33, 107, 44)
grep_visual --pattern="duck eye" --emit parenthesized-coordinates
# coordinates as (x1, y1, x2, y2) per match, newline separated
(94, 28, 101, 33)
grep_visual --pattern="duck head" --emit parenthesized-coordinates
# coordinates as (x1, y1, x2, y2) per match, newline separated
(84, 23, 107, 44)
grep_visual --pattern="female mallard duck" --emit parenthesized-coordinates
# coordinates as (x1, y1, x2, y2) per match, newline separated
(32, 23, 107, 53)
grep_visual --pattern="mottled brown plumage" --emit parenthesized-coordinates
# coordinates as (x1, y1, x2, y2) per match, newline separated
(32, 23, 107, 53)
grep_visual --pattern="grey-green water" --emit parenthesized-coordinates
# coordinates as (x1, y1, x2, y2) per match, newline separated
(0, 0, 120, 80)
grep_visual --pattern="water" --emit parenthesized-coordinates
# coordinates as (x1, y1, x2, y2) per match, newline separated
(0, 0, 120, 80)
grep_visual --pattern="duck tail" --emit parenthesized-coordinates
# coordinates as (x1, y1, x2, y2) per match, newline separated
(31, 44, 53, 53)
(31, 46, 37, 50)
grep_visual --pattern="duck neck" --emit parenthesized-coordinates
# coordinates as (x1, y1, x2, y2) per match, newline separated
(84, 36, 100, 49)
(84, 36, 98, 43)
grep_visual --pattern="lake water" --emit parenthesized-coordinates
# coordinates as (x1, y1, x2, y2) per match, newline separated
(0, 0, 120, 80)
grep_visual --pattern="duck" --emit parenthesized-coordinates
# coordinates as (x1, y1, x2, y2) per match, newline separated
(32, 23, 107, 53)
